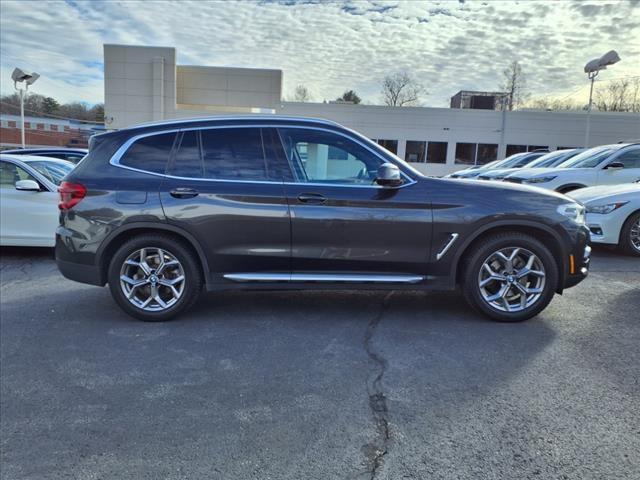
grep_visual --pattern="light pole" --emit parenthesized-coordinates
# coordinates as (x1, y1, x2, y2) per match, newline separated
(583, 50, 620, 148)
(11, 68, 40, 148)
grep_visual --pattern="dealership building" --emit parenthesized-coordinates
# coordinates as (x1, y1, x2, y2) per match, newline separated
(104, 45, 640, 176)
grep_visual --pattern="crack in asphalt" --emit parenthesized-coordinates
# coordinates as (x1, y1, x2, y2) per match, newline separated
(360, 291, 394, 480)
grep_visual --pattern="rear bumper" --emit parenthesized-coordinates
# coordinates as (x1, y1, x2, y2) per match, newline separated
(57, 258, 104, 286)
(55, 228, 104, 286)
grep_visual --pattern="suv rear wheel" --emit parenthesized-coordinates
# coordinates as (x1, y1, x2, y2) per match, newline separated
(461, 232, 559, 322)
(107, 234, 203, 321)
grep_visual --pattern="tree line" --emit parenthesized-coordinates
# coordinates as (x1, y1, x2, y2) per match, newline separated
(0, 93, 105, 122)
(290, 63, 640, 113)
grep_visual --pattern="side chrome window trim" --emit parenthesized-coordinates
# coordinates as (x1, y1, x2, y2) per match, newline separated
(109, 124, 417, 189)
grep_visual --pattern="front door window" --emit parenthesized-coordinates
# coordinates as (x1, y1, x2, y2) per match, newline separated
(278, 128, 384, 185)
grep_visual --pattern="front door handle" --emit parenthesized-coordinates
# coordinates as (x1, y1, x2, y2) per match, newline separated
(170, 188, 199, 199)
(297, 193, 326, 204)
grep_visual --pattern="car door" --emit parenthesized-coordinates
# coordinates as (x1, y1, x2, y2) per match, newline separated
(0, 160, 58, 246)
(598, 147, 640, 185)
(278, 127, 432, 278)
(158, 126, 293, 283)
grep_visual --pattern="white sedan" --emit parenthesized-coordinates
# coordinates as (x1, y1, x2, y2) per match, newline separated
(0, 154, 74, 247)
(569, 182, 640, 256)
(503, 143, 640, 193)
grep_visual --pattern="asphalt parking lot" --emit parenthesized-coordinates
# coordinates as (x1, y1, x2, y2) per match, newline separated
(1, 247, 639, 480)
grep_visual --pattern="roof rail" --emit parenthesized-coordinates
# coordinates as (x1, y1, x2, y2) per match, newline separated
(129, 114, 342, 130)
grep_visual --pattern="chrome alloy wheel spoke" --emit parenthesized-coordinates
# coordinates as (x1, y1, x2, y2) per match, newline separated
(119, 247, 185, 312)
(478, 247, 546, 313)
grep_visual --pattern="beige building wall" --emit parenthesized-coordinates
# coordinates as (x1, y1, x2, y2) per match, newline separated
(104, 44, 177, 129)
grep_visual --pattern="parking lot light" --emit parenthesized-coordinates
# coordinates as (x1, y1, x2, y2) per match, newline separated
(11, 67, 40, 148)
(584, 50, 620, 148)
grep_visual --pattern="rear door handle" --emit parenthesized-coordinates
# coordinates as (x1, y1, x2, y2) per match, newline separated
(297, 193, 326, 204)
(170, 188, 199, 199)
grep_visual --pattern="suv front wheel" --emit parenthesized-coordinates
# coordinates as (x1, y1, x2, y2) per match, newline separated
(107, 234, 203, 321)
(461, 232, 559, 322)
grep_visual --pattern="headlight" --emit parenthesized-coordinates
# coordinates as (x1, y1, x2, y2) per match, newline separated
(586, 201, 628, 214)
(557, 203, 585, 224)
(525, 175, 557, 184)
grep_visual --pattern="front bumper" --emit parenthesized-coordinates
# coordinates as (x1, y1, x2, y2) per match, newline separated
(563, 238, 591, 290)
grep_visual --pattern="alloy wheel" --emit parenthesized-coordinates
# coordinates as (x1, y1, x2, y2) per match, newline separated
(478, 247, 546, 313)
(630, 218, 640, 253)
(119, 247, 185, 312)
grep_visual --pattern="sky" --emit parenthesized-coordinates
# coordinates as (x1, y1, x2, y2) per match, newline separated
(0, 0, 639, 108)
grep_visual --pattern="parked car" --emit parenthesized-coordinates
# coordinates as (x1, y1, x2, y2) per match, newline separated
(0, 155, 74, 247)
(446, 158, 504, 178)
(503, 143, 640, 193)
(446, 153, 542, 179)
(477, 149, 583, 181)
(569, 182, 640, 256)
(2, 147, 87, 164)
(476, 151, 550, 180)
(55, 116, 590, 323)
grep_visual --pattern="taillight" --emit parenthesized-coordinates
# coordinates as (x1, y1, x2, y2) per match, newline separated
(58, 181, 87, 210)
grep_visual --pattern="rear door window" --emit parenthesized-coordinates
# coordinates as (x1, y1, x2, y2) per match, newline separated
(120, 132, 176, 174)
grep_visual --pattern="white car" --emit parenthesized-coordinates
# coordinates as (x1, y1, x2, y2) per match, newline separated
(0, 154, 74, 247)
(569, 183, 640, 256)
(476, 149, 581, 181)
(503, 143, 640, 193)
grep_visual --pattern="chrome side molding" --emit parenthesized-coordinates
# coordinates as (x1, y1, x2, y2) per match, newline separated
(436, 233, 459, 261)
(224, 273, 425, 284)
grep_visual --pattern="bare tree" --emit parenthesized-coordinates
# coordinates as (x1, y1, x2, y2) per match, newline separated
(524, 97, 584, 111)
(381, 72, 425, 106)
(501, 61, 529, 110)
(293, 84, 311, 102)
(594, 78, 640, 113)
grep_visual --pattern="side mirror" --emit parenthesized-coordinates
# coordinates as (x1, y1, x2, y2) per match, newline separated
(375, 163, 403, 187)
(605, 162, 624, 170)
(15, 179, 41, 191)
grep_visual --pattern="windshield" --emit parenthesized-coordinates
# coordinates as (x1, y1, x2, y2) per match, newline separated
(558, 146, 619, 168)
(495, 153, 530, 169)
(27, 160, 74, 185)
(525, 150, 572, 168)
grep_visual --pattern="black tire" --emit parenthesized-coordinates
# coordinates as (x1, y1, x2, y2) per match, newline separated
(461, 232, 559, 322)
(618, 211, 640, 257)
(107, 234, 203, 321)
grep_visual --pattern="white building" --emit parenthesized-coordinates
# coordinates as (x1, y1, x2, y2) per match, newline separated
(104, 45, 640, 176)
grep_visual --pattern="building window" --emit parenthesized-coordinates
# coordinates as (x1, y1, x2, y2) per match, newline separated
(24, 122, 31, 129)
(377, 139, 398, 154)
(427, 142, 447, 164)
(506, 144, 527, 156)
(476, 143, 498, 165)
(64, 126, 70, 132)
(37, 123, 45, 130)
(50, 125, 58, 131)
(455, 143, 477, 165)
(8, 121, 16, 128)
(528, 145, 548, 152)
(557, 146, 577, 150)
(405, 141, 426, 163)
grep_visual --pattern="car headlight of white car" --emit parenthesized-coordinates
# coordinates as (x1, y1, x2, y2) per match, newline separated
(557, 203, 586, 224)
(524, 175, 557, 184)
(586, 201, 629, 214)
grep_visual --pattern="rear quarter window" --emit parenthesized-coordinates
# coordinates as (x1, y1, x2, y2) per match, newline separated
(119, 132, 177, 174)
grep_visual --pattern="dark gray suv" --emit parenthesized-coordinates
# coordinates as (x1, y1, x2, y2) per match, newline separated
(55, 116, 590, 322)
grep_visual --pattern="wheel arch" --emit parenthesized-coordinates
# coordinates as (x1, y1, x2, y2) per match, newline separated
(555, 183, 587, 194)
(452, 221, 567, 293)
(96, 222, 210, 285)
(618, 207, 640, 245)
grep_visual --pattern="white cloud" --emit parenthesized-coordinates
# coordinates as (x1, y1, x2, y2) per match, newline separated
(1, 0, 638, 106)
